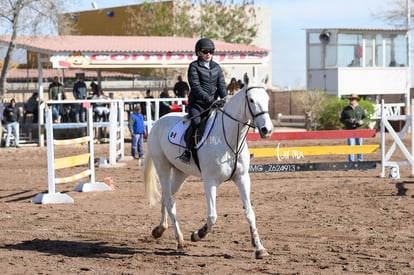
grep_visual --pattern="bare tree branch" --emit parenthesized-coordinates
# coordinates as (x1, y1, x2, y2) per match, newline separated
(372, 0, 412, 28)
(0, 0, 71, 98)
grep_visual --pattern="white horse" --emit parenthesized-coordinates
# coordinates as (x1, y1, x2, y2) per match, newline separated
(143, 76, 274, 259)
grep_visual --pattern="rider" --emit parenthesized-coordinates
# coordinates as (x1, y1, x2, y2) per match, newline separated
(178, 38, 228, 163)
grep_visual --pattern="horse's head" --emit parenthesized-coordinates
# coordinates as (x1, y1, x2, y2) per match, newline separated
(244, 85, 274, 138)
(229, 73, 273, 138)
(222, 74, 273, 138)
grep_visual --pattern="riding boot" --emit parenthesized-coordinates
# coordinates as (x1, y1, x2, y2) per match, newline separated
(179, 126, 196, 163)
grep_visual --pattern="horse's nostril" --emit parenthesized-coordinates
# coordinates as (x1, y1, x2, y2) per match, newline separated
(260, 127, 268, 135)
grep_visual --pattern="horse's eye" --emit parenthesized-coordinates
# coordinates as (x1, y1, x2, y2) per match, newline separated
(249, 98, 254, 103)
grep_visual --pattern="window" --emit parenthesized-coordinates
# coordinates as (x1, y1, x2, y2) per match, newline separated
(337, 33, 362, 67)
(309, 45, 323, 69)
(387, 34, 408, 67)
(363, 34, 374, 67)
(375, 34, 384, 67)
(306, 30, 408, 69)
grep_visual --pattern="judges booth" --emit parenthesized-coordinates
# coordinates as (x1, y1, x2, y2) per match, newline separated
(305, 28, 410, 117)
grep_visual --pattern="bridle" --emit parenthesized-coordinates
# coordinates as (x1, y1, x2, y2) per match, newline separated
(220, 86, 269, 128)
(217, 86, 269, 180)
(245, 87, 270, 125)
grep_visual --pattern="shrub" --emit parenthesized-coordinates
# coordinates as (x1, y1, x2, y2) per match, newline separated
(317, 97, 375, 130)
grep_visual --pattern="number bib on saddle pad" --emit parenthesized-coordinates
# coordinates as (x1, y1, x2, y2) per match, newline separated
(168, 112, 217, 149)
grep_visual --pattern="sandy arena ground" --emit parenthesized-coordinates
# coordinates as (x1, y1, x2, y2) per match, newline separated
(1, 131, 414, 274)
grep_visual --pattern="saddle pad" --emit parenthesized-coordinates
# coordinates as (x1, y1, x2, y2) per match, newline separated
(168, 112, 217, 149)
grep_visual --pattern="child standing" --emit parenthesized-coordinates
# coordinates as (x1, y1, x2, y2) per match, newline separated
(129, 105, 146, 161)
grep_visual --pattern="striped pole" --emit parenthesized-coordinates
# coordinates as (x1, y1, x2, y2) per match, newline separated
(32, 107, 111, 204)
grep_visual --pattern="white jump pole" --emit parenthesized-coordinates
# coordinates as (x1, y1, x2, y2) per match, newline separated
(32, 109, 74, 204)
(74, 106, 112, 191)
(103, 101, 126, 168)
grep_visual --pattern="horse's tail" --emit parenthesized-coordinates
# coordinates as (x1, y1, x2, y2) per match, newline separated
(143, 153, 161, 208)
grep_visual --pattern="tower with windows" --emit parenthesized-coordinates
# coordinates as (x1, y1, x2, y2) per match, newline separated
(306, 28, 410, 105)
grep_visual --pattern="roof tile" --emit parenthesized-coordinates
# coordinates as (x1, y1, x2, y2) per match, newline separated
(0, 35, 269, 54)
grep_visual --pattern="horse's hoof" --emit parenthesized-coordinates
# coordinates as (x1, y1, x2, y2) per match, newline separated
(191, 231, 201, 242)
(177, 243, 186, 252)
(255, 249, 269, 259)
(151, 226, 164, 239)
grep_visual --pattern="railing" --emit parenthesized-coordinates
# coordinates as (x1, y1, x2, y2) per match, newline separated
(276, 113, 305, 128)
(372, 103, 405, 119)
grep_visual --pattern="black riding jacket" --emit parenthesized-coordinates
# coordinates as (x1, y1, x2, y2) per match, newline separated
(187, 58, 228, 109)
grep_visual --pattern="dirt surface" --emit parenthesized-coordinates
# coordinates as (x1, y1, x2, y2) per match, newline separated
(1, 132, 414, 274)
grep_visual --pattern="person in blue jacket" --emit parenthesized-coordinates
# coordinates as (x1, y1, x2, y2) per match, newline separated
(129, 105, 146, 160)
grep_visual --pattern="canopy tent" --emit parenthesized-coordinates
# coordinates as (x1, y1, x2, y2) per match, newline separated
(0, 35, 270, 91)
(0, 35, 270, 69)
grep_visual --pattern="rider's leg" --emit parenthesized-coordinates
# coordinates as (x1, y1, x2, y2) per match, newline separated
(179, 105, 201, 163)
(179, 125, 196, 163)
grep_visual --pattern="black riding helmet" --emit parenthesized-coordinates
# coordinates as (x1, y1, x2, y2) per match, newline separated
(195, 38, 215, 54)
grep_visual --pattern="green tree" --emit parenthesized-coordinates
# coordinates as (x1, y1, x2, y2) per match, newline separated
(123, 1, 175, 36)
(124, 0, 258, 45)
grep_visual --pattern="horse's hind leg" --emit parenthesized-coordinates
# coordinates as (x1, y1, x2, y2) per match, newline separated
(154, 165, 188, 251)
(150, 158, 170, 240)
(167, 168, 189, 251)
(152, 201, 168, 239)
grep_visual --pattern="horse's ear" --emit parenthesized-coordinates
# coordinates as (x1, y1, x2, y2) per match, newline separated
(243, 73, 249, 87)
(263, 74, 269, 85)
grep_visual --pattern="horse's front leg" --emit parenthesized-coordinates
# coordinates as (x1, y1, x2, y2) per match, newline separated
(236, 174, 269, 259)
(191, 182, 217, 242)
(163, 195, 185, 251)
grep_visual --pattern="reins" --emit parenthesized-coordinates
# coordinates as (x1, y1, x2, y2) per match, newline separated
(217, 86, 269, 181)
(186, 86, 269, 181)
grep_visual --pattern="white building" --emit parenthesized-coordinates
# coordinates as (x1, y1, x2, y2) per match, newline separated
(306, 28, 410, 104)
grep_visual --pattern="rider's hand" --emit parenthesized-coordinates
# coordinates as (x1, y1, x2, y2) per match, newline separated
(211, 99, 226, 108)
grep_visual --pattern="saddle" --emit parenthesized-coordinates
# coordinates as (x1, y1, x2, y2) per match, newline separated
(184, 109, 212, 149)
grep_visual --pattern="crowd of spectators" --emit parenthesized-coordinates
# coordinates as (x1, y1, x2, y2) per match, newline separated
(1, 73, 242, 147)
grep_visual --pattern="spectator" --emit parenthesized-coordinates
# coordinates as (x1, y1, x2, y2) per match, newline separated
(92, 90, 110, 121)
(90, 81, 100, 98)
(340, 93, 367, 162)
(237, 79, 245, 89)
(48, 76, 66, 123)
(24, 92, 39, 123)
(141, 89, 155, 119)
(72, 75, 87, 122)
(129, 105, 146, 161)
(227, 77, 240, 95)
(3, 98, 21, 148)
(159, 88, 172, 117)
(178, 38, 228, 163)
(173, 75, 190, 98)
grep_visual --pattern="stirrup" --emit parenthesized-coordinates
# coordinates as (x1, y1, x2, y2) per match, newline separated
(178, 150, 191, 163)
